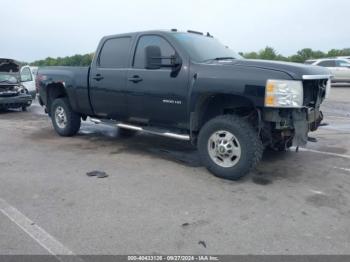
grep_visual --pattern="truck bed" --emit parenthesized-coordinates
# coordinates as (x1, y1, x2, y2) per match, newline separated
(38, 66, 93, 115)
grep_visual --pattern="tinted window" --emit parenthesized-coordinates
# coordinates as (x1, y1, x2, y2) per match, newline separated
(133, 35, 175, 69)
(317, 60, 336, 67)
(98, 37, 131, 68)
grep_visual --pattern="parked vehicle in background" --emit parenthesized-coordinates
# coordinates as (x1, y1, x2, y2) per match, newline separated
(37, 30, 331, 180)
(20, 66, 37, 99)
(0, 58, 32, 111)
(335, 56, 350, 61)
(305, 58, 350, 84)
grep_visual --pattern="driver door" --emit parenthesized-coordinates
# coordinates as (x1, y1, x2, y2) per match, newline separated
(126, 35, 189, 128)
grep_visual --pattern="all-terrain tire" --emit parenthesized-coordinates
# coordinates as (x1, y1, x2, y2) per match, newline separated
(51, 98, 81, 136)
(198, 114, 263, 180)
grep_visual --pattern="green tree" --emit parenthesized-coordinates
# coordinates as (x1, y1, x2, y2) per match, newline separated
(242, 51, 259, 59)
(258, 46, 277, 60)
(31, 53, 94, 66)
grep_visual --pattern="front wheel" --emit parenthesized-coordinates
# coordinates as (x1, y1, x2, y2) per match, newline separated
(51, 98, 81, 136)
(198, 115, 263, 180)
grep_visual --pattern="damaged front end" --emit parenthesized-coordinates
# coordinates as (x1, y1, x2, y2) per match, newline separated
(0, 58, 32, 110)
(262, 76, 330, 149)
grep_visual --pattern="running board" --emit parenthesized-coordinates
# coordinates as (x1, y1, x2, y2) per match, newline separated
(89, 118, 190, 141)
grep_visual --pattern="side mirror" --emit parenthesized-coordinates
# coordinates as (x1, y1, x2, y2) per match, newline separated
(145, 45, 162, 69)
(145, 45, 182, 70)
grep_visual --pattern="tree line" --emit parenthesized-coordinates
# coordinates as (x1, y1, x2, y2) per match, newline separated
(240, 47, 350, 63)
(30, 48, 350, 66)
(31, 53, 94, 66)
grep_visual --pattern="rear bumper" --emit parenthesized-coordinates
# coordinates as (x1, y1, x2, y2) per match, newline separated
(0, 94, 32, 108)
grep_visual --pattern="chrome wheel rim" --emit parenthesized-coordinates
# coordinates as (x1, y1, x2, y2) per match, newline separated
(207, 130, 241, 168)
(55, 106, 67, 129)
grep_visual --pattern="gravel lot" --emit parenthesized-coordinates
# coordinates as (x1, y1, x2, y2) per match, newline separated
(0, 88, 349, 255)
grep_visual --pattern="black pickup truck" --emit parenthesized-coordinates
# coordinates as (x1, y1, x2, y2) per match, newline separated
(37, 30, 331, 180)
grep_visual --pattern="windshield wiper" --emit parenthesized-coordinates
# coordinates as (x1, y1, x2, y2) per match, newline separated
(213, 57, 236, 60)
(202, 57, 237, 62)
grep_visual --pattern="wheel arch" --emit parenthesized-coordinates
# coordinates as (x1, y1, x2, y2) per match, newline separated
(46, 82, 72, 116)
(190, 93, 259, 133)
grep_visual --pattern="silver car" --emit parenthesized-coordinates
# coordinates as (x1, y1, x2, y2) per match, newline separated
(305, 58, 350, 84)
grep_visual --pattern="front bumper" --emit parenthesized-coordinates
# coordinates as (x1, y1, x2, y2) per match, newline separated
(28, 90, 37, 99)
(0, 94, 32, 109)
(263, 107, 323, 147)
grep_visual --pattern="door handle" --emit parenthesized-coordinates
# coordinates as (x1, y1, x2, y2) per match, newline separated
(128, 75, 143, 83)
(93, 74, 104, 81)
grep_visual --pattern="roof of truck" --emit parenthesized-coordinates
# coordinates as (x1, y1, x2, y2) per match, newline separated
(102, 29, 213, 39)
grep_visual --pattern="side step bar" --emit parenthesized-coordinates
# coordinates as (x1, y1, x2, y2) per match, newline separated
(90, 118, 190, 141)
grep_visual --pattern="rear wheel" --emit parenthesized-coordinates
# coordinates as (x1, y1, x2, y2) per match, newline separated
(198, 115, 263, 180)
(51, 98, 81, 136)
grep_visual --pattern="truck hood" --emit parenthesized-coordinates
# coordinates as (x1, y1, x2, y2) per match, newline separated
(218, 59, 331, 80)
(0, 58, 20, 73)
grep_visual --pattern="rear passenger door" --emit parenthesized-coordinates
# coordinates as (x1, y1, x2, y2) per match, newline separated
(89, 36, 132, 118)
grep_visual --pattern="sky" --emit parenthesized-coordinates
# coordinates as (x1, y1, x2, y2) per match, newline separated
(1, 0, 349, 62)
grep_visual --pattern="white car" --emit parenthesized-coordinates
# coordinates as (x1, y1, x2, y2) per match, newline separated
(336, 56, 350, 61)
(305, 58, 350, 84)
(20, 65, 37, 99)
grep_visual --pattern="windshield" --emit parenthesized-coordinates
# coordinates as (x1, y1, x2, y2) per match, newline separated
(172, 33, 242, 62)
(0, 73, 19, 84)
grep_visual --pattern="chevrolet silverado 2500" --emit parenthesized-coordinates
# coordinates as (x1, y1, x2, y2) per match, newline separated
(37, 30, 331, 180)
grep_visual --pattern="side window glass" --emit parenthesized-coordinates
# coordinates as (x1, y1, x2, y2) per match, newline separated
(336, 60, 350, 67)
(21, 67, 32, 81)
(98, 37, 131, 68)
(318, 60, 336, 67)
(133, 35, 176, 69)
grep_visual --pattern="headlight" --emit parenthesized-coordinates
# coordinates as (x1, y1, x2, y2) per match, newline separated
(265, 79, 303, 108)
